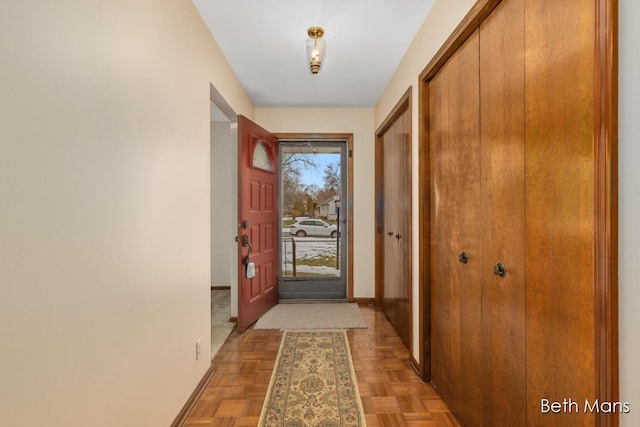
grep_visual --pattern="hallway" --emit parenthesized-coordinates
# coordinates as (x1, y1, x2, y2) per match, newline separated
(184, 304, 459, 426)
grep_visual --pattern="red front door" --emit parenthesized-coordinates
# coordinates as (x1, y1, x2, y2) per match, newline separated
(237, 116, 279, 331)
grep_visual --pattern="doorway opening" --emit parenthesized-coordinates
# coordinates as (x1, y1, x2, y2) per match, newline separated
(278, 138, 351, 300)
(209, 84, 238, 358)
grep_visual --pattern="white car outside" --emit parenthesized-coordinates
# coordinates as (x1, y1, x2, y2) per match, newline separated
(288, 219, 338, 238)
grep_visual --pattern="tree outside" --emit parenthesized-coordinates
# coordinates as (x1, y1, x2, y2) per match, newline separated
(281, 148, 340, 219)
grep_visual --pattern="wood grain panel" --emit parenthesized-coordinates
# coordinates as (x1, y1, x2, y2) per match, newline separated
(250, 180, 260, 211)
(396, 109, 412, 348)
(250, 224, 260, 254)
(377, 89, 412, 349)
(447, 31, 483, 427)
(383, 128, 397, 328)
(479, 0, 526, 424)
(263, 222, 273, 252)
(263, 182, 274, 211)
(429, 62, 456, 407)
(524, 0, 596, 425)
(251, 265, 261, 300)
(375, 132, 385, 310)
(593, 2, 619, 426)
(264, 261, 274, 293)
(430, 30, 482, 427)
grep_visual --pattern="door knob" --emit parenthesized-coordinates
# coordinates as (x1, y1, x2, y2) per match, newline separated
(387, 231, 394, 236)
(395, 233, 401, 240)
(493, 262, 507, 278)
(458, 252, 468, 264)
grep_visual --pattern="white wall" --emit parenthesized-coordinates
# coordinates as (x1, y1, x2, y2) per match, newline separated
(0, 0, 253, 426)
(255, 108, 375, 299)
(619, 0, 640, 424)
(373, 0, 477, 362)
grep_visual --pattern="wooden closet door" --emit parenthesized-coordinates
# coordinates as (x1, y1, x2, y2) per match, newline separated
(479, 0, 526, 424)
(395, 111, 411, 346)
(430, 30, 483, 427)
(423, 0, 614, 425)
(382, 114, 412, 347)
(383, 128, 398, 329)
(525, 0, 596, 425)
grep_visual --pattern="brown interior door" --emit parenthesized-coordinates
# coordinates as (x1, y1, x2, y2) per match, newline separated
(382, 126, 397, 332)
(237, 116, 279, 331)
(524, 1, 598, 424)
(429, 30, 484, 427)
(423, 0, 614, 426)
(380, 104, 412, 348)
(479, 0, 526, 424)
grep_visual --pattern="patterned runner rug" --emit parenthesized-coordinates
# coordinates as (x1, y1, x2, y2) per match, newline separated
(259, 330, 367, 426)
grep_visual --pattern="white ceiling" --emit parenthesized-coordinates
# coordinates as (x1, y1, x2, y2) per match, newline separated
(193, 0, 435, 108)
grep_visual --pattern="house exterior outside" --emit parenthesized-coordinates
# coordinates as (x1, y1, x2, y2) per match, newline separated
(318, 195, 340, 221)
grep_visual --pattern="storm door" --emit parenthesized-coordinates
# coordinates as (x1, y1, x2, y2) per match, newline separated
(278, 140, 347, 300)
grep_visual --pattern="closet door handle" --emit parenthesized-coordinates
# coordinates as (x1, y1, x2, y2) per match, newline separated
(458, 252, 469, 264)
(387, 231, 394, 236)
(493, 262, 507, 278)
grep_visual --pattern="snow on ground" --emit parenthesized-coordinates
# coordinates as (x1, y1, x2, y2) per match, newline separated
(282, 237, 339, 258)
(287, 264, 340, 276)
(281, 234, 341, 277)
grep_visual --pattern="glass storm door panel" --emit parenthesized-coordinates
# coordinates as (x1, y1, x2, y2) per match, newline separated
(279, 140, 347, 300)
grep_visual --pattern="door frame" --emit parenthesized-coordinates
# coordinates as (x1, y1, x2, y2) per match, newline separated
(417, 1, 618, 426)
(275, 133, 355, 301)
(209, 83, 239, 326)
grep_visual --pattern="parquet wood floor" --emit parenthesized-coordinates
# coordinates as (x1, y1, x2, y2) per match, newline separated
(183, 304, 459, 427)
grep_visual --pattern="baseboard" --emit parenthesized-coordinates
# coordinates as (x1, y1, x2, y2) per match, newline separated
(171, 364, 215, 427)
(211, 285, 231, 290)
(352, 297, 375, 305)
(229, 316, 237, 323)
(409, 355, 423, 379)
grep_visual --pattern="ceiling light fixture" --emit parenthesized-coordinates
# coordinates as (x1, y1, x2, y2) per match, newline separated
(306, 26, 326, 74)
